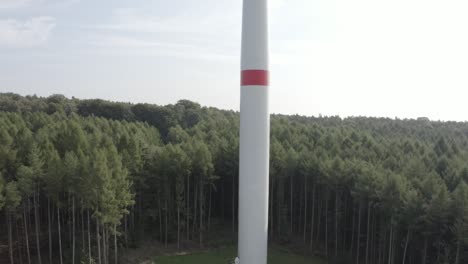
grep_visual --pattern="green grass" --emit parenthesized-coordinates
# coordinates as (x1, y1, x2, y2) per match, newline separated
(154, 247, 326, 264)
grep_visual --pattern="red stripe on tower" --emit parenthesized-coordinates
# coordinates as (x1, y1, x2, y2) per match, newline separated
(241, 70, 269, 86)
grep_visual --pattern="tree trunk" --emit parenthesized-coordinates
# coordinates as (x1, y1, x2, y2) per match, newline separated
(130, 205, 134, 235)
(208, 186, 212, 232)
(454, 239, 460, 264)
(107, 227, 110, 264)
(68, 193, 71, 249)
(58, 207, 63, 264)
(114, 224, 118, 264)
(232, 172, 235, 234)
(299, 179, 303, 235)
(387, 221, 393, 264)
(392, 227, 397, 264)
(187, 173, 190, 240)
(177, 204, 180, 249)
(193, 184, 198, 237)
(276, 179, 282, 237)
(165, 199, 168, 248)
(303, 176, 308, 242)
(356, 201, 362, 264)
(158, 195, 162, 242)
(88, 210, 91, 264)
(23, 207, 31, 264)
(221, 180, 225, 221)
(343, 196, 348, 247)
(6, 210, 14, 264)
(325, 189, 329, 257)
(103, 227, 107, 264)
(315, 194, 322, 244)
(422, 237, 428, 264)
(15, 215, 23, 264)
(290, 173, 293, 234)
(81, 207, 85, 256)
(108, 227, 110, 264)
(48, 199, 52, 264)
(33, 192, 42, 264)
(72, 196, 75, 264)
(102, 226, 109, 264)
(370, 211, 376, 264)
(28, 199, 32, 236)
(402, 229, 410, 264)
(199, 180, 204, 248)
(350, 203, 356, 254)
(309, 184, 316, 250)
(335, 190, 339, 257)
(379, 221, 387, 264)
(366, 202, 371, 264)
(269, 177, 274, 238)
(97, 219, 101, 264)
(106, 228, 109, 264)
(124, 215, 128, 249)
(378, 221, 383, 264)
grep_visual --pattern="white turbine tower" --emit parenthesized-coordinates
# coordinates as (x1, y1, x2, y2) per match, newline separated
(238, 0, 269, 264)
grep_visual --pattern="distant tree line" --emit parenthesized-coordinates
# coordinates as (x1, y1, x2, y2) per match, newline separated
(1, 93, 468, 264)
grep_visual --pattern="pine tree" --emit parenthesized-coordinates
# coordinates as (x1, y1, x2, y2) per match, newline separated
(451, 182, 468, 264)
(27, 144, 44, 264)
(3, 179, 22, 264)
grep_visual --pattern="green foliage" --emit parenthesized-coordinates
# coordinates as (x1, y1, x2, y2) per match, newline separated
(2, 93, 468, 263)
(0, 173, 5, 209)
(451, 182, 468, 243)
(17, 165, 35, 196)
(4, 180, 21, 211)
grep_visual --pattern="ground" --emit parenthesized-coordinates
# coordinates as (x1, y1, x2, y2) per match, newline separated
(153, 247, 327, 264)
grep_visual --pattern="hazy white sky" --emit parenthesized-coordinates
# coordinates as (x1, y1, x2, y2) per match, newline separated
(1, 0, 467, 121)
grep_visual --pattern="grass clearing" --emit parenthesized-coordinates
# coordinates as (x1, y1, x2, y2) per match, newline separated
(154, 247, 326, 264)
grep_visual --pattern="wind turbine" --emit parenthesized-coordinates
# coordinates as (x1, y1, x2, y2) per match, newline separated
(238, 0, 270, 263)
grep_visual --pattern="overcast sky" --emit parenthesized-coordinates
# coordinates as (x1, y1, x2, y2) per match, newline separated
(1, 0, 467, 121)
